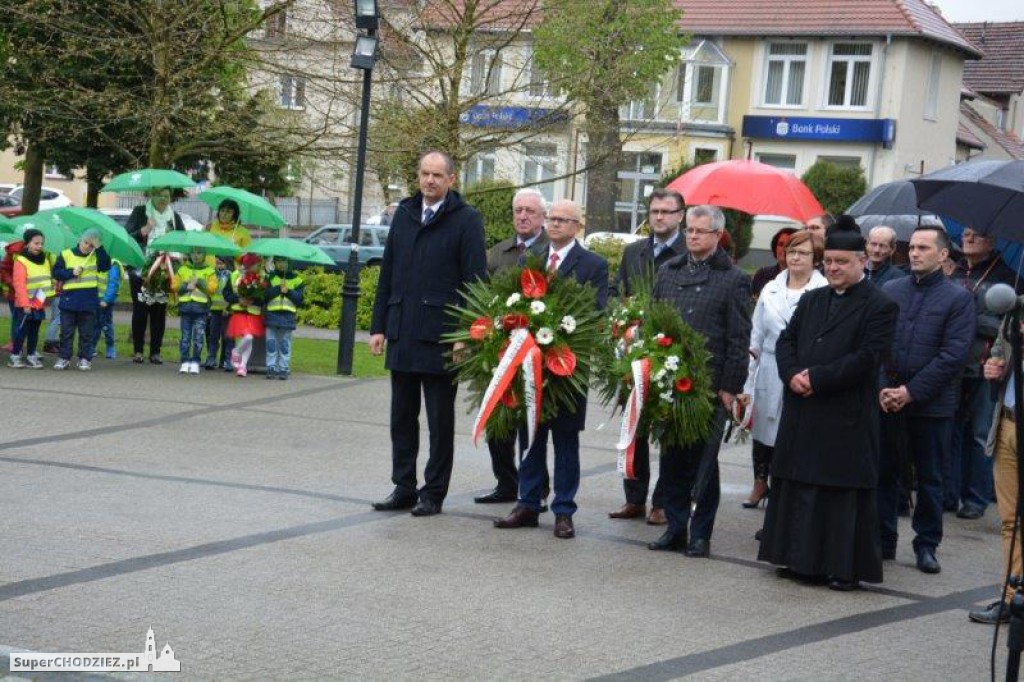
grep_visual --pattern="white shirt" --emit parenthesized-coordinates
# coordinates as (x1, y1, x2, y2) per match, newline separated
(547, 241, 575, 271)
(422, 198, 444, 223)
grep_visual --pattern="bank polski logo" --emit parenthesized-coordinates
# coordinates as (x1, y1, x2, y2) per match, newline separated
(9, 627, 181, 673)
(775, 120, 790, 136)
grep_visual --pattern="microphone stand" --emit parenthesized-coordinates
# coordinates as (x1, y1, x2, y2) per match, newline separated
(1005, 305, 1024, 682)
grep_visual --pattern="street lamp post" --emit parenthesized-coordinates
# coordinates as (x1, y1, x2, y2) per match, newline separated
(337, 0, 379, 375)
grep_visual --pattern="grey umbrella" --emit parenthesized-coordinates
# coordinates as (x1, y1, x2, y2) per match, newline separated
(855, 214, 943, 242)
(911, 159, 1024, 239)
(847, 179, 930, 218)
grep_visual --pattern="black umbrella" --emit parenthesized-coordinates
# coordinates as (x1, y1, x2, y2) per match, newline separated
(855, 214, 943, 242)
(847, 179, 930, 217)
(911, 159, 1024, 239)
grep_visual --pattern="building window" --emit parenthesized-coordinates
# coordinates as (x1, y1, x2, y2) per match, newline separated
(264, 9, 287, 39)
(279, 74, 305, 109)
(624, 82, 659, 120)
(463, 149, 496, 188)
(826, 43, 872, 108)
(924, 52, 941, 121)
(763, 42, 807, 107)
(756, 153, 797, 173)
(674, 39, 731, 124)
(693, 65, 717, 105)
(816, 155, 862, 169)
(615, 152, 663, 233)
(470, 49, 502, 96)
(527, 55, 559, 98)
(693, 148, 718, 165)
(522, 144, 557, 201)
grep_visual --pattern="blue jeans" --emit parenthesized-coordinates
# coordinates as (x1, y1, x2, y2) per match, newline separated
(12, 307, 45, 355)
(179, 312, 207, 363)
(518, 423, 580, 517)
(265, 326, 293, 374)
(93, 305, 115, 351)
(879, 415, 949, 553)
(947, 378, 996, 512)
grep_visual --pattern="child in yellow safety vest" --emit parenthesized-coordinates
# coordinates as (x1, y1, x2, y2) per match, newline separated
(95, 258, 122, 359)
(203, 255, 232, 371)
(224, 253, 266, 377)
(9, 229, 53, 369)
(173, 248, 217, 375)
(51, 229, 110, 371)
(263, 257, 305, 380)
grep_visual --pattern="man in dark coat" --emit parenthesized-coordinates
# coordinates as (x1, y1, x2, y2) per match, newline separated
(878, 227, 975, 574)
(475, 188, 551, 505)
(369, 150, 487, 517)
(758, 217, 898, 590)
(648, 205, 751, 558)
(864, 225, 908, 286)
(608, 188, 685, 525)
(494, 199, 608, 539)
(949, 227, 1021, 520)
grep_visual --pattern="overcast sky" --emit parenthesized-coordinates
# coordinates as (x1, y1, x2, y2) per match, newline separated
(931, 0, 1024, 22)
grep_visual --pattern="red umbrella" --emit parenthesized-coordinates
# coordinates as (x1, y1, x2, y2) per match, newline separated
(666, 159, 825, 223)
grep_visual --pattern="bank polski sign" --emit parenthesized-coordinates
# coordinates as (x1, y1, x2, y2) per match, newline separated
(743, 116, 896, 148)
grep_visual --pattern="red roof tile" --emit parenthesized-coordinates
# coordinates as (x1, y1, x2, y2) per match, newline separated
(674, 0, 981, 57)
(954, 22, 1024, 95)
(961, 101, 1024, 159)
(956, 121, 985, 150)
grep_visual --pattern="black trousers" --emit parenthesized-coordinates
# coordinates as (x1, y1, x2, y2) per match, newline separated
(390, 370, 459, 503)
(624, 432, 666, 507)
(659, 404, 728, 540)
(129, 273, 167, 356)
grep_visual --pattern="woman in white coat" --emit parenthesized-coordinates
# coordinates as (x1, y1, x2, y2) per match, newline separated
(739, 230, 827, 507)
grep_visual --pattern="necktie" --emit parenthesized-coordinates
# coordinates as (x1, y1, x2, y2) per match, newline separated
(653, 244, 663, 260)
(517, 242, 526, 255)
(423, 207, 435, 224)
(547, 252, 560, 273)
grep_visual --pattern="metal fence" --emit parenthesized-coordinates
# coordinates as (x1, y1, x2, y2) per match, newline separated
(116, 195, 350, 229)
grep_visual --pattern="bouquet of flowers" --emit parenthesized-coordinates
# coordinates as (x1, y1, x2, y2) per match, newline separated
(445, 255, 603, 445)
(235, 272, 266, 303)
(594, 288, 715, 478)
(139, 253, 174, 305)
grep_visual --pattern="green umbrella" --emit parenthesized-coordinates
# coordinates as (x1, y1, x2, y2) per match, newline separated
(246, 238, 334, 266)
(149, 230, 241, 257)
(197, 186, 286, 229)
(55, 207, 146, 268)
(4, 212, 76, 254)
(102, 168, 196, 193)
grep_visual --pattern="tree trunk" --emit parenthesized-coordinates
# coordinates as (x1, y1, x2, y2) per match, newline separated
(85, 166, 104, 208)
(21, 144, 46, 215)
(583, 106, 622, 234)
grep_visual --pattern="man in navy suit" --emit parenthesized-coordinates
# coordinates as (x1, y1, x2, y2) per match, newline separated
(494, 199, 609, 539)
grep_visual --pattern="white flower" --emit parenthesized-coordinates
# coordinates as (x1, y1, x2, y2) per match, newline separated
(536, 327, 554, 345)
(664, 355, 679, 371)
(530, 300, 546, 314)
(633, 340, 644, 348)
(506, 293, 522, 307)
(560, 315, 577, 333)
(654, 368, 667, 381)
(660, 391, 673, 402)
(494, 317, 503, 330)
(655, 333, 665, 340)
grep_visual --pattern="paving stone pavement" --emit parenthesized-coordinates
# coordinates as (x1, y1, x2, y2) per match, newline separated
(0, 359, 1012, 680)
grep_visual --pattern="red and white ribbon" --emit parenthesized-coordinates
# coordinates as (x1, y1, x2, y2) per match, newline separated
(732, 396, 753, 430)
(146, 254, 176, 298)
(472, 328, 543, 449)
(616, 357, 650, 480)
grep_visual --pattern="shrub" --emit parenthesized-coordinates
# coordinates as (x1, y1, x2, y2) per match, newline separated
(463, 179, 516, 248)
(587, 236, 626, 282)
(801, 160, 867, 217)
(295, 266, 381, 330)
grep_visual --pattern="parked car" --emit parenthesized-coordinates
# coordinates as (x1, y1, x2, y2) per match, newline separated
(0, 194, 22, 218)
(302, 224, 388, 271)
(582, 231, 644, 248)
(99, 207, 204, 232)
(7, 185, 73, 210)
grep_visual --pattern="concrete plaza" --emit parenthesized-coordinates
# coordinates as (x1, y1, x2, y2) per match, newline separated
(0, 360, 1012, 680)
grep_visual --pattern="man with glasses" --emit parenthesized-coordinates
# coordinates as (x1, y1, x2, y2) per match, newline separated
(475, 189, 551, 505)
(648, 205, 751, 558)
(608, 188, 685, 525)
(949, 228, 1020, 521)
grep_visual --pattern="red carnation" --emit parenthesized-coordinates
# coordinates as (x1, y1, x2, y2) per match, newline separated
(500, 388, 519, 408)
(545, 346, 577, 377)
(469, 317, 493, 341)
(520, 269, 548, 299)
(502, 313, 530, 331)
(675, 377, 693, 393)
(657, 336, 674, 348)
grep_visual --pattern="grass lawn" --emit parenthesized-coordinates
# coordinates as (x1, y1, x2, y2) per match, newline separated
(0, 319, 387, 378)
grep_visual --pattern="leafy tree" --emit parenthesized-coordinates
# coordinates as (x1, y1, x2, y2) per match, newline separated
(463, 179, 516, 248)
(533, 0, 685, 233)
(801, 160, 867, 217)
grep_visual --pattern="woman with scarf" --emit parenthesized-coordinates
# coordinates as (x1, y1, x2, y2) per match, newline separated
(125, 187, 186, 364)
(205, 199, 251, 257)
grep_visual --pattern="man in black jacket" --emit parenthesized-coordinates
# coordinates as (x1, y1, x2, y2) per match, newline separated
(648, 205, 751, 558)
(369, 150, 487, 517)
(608, 188, 685, 525)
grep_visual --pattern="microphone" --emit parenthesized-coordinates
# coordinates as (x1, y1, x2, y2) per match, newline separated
(986, 283, 1023, 315)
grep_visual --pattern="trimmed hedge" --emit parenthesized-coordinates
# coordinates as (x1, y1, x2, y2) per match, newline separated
(295, 266, 380, 330)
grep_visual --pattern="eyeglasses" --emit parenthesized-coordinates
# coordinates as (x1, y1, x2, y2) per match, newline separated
(548, 217, 580, 225)
(787, 249, 814, 257)
(684, 227, 719, 236)
(649, 209, 682, 217)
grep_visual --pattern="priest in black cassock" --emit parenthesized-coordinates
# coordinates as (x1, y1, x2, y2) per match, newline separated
(757, 216, 898, 591)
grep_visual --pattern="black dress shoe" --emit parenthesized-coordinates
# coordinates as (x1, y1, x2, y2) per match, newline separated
(371, 492, 417, 511)
(684, 538, 710, 558)
(969, 600, 1009, 624)
(956, 506, 984, 520)
(916, 547, 941, 574)
(474, 490, 517, 504)
(648, 531, 687, 552)
(553, 514, 575, 539)
(827, 577, 860, 592)
(410, 499, 442, 516)
(494, 506, 539, 528)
